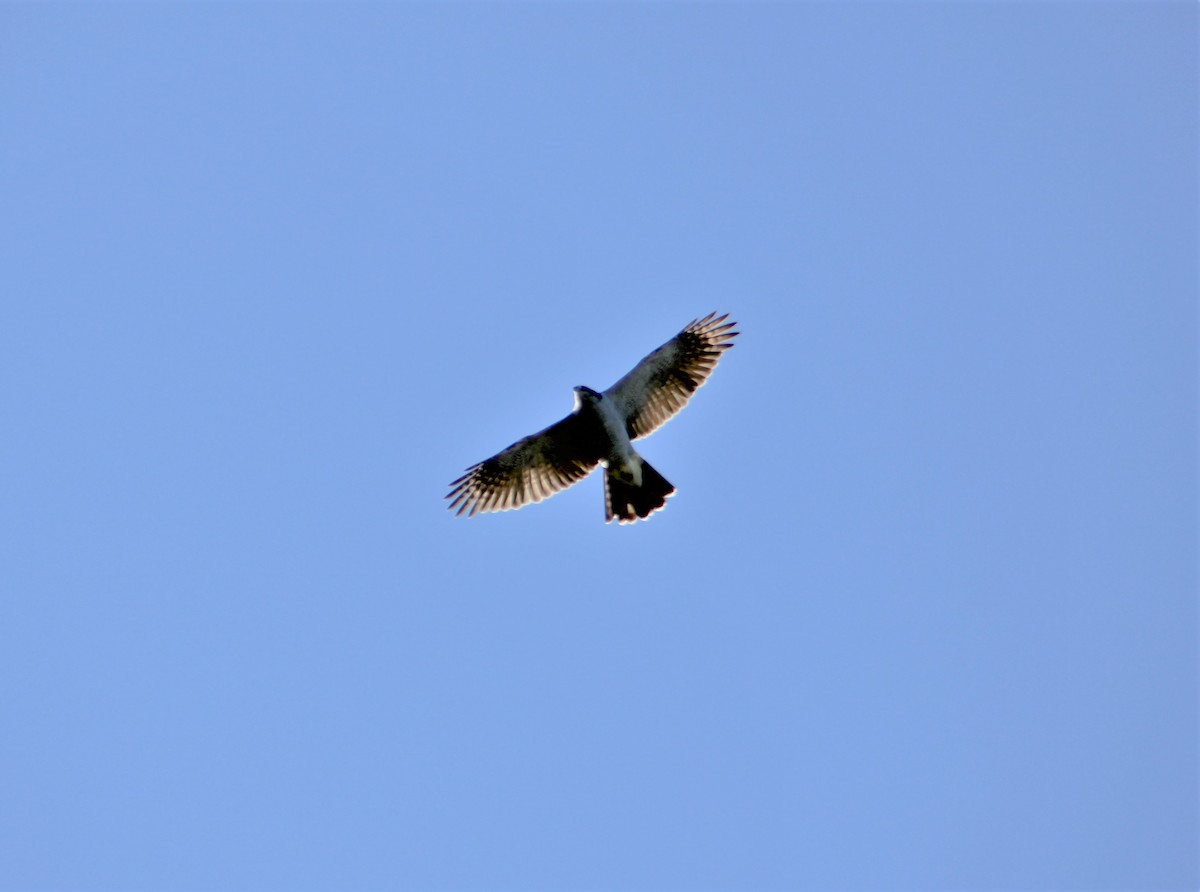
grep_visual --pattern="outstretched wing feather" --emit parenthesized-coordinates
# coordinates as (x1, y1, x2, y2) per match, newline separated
(446, 413, 601, 517)
(604, 312, 738, 439)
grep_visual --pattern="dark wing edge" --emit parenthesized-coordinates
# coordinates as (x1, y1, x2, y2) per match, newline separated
(604, 312, 738, 440)
(446, 413, 602, 517)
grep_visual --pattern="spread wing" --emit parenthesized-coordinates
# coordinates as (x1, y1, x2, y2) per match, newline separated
(446, 414, 603, 517)
(604, 312, 738, 440)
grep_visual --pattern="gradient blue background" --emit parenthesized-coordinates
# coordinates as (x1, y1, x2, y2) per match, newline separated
(2, 4, 1195, 890)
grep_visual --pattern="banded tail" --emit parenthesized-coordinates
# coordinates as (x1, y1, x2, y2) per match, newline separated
(604, 458, 675, 524)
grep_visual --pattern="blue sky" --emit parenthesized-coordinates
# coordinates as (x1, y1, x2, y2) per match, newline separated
(1, 4, 1195, 890)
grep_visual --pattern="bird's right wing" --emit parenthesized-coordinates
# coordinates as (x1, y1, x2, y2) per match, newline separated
(446, 414, 603, 517)
(604, 312, 738, 440)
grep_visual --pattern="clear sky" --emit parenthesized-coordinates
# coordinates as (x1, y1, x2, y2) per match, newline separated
(1, 3, 1195, 890)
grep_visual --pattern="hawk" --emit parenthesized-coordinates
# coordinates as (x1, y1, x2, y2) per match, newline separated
(447, 312, 738, 523)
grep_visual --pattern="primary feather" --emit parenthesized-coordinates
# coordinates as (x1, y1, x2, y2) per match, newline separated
(605, 312, 739, 439)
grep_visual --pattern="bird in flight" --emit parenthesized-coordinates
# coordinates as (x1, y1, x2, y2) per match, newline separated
(447, 312, 738, 523)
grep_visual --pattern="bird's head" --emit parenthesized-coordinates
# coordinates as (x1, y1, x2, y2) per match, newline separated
(572, 385, 601, 409)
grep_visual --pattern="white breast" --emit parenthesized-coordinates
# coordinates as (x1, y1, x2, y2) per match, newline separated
(594, 392, 639, 479)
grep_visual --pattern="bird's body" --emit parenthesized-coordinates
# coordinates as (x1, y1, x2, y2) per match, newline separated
(572, 384, 674, 522)
(575, 386, 639, 482)
(447, 313, 738, 523)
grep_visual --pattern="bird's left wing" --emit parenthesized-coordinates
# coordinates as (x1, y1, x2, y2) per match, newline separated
(446, 414, 603, 517)
(604, 312, 738, 440)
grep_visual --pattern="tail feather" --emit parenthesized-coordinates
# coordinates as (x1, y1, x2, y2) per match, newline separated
(605, 458, 675, 524)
